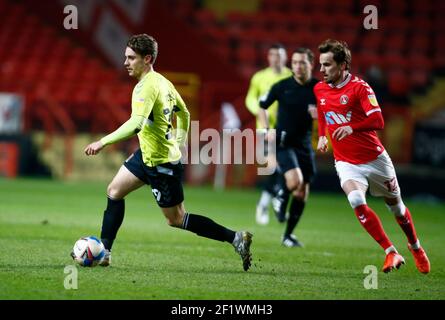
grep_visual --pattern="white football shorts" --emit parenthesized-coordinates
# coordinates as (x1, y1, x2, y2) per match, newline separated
(334, 150, 401, 197)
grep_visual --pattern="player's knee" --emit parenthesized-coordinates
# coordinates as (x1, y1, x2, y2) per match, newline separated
(287, 180, 299, 192)
(107, 183, 123, 199)
(347, 190, 366, 209)
(291, 189, 305, 201)
(286, 174, 302, 192)
(385, 200, 406, 217)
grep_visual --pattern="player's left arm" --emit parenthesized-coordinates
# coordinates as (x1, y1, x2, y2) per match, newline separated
(332, 83, 384, 141)
(314, 86, 328, 152)
(308, 89, 318, 119)
(245, 74, 261, 116)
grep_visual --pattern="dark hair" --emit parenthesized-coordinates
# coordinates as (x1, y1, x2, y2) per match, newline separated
(127, 34, 158, 64)
(293, 47, 315, 65)
(318, 39, 351, 70)
(269, 43, 286, 51)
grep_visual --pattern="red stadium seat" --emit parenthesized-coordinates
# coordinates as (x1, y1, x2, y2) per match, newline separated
(360, 32, 383, 54)
(235, 44, 258, 66)
(409, 34, 432, 55)
(358, 0, 382, 11)
(335, 15, 361, 33)
(238, 64, 258, 80)
(193, 9, 217, 29)
(385, 34, 407, 55)
(257, 11, 291, 31)
(383, 18, 410, 35)
(357, 51, 381, 70)
(306, 0, 332, 13)
(433, 52, 445, 69)
(381, 53, 409, 72)
(387, 69, 410, 97)
(337, 32, 358, 49)
(309, 11, 333, 31)
(408, 53, 433, 72)
(0, 0, 10, 18)
(410, 69, 430, 90)
(412, 0, 434, 17)
(411, 17, 434, 34)
(385, 0, 408, 17)
(287, 0, 306, 13)
(287, 12, 313, 32)
(226, 11, 257, 31)
(213, 45, 232, 61)
(331, 0, 354, 13)
(204, 26, 231, 47)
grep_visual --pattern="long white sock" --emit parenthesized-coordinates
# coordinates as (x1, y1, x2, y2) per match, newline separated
(258, 191, 272, 208)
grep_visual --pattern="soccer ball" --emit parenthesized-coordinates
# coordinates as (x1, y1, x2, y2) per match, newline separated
(71, 236, 105, 267)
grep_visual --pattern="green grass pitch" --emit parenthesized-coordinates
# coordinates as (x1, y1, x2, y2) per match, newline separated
(0, 178, 444, 300)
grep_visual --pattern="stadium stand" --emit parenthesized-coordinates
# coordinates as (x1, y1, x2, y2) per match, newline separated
(1, 0, 444, 189)
(175, 0, 442, 102)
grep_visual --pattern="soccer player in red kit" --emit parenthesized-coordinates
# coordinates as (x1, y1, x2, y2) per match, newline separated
(314, 39, 430, 274)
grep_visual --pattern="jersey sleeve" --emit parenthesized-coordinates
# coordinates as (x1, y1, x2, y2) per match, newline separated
(245, 73, 261, 116)
(100, 115, 145, 146)
(131, 80, 159, 118)
(313, 85, 326, 137)
(259, 82, 278, 109)
(357, 82, 381, 116)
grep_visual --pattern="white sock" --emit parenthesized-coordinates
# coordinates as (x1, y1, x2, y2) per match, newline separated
(232, 232, 241, 246)
(258, 191, 272, 208)
(386, 201, 406, 217)
(385, 245, 398, 255)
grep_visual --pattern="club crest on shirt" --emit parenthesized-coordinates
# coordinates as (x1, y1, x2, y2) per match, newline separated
(340, 95, 349, 105)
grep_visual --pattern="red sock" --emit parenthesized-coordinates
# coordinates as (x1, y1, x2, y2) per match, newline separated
(354, 204, 392, 250)
(395, 207, 418, 245)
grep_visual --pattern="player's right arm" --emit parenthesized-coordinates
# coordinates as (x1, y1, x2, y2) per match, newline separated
(245, 73, 261, 116)
(257, 109, 269, 132)
(315, 86, 328, 153)
(85, 78, 158, 156)
(317, 115, 329, 153)
(84, 115, 145, 156)
(258, 82, 279, 140)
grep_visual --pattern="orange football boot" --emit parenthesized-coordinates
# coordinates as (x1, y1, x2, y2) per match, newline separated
(382, 252, 405, 273)
(408, 244, 430, 274)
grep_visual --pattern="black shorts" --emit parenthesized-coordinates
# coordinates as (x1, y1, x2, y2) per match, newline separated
(123, 149, 184, 208)
(276, 145, 316, 183)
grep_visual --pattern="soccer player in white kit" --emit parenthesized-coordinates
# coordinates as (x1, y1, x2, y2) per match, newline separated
(314, 39, 430, 274)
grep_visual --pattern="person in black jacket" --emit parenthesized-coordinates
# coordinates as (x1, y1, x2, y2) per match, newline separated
(258, 47, 318, 247)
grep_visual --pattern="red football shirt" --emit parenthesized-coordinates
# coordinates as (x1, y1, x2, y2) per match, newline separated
(314, 73, 385, 164)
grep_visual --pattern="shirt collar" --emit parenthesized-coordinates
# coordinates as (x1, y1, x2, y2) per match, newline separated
(328, 72, 352, 89)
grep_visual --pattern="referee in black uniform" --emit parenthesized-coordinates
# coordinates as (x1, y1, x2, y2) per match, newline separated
(258, 48, 318, 247)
